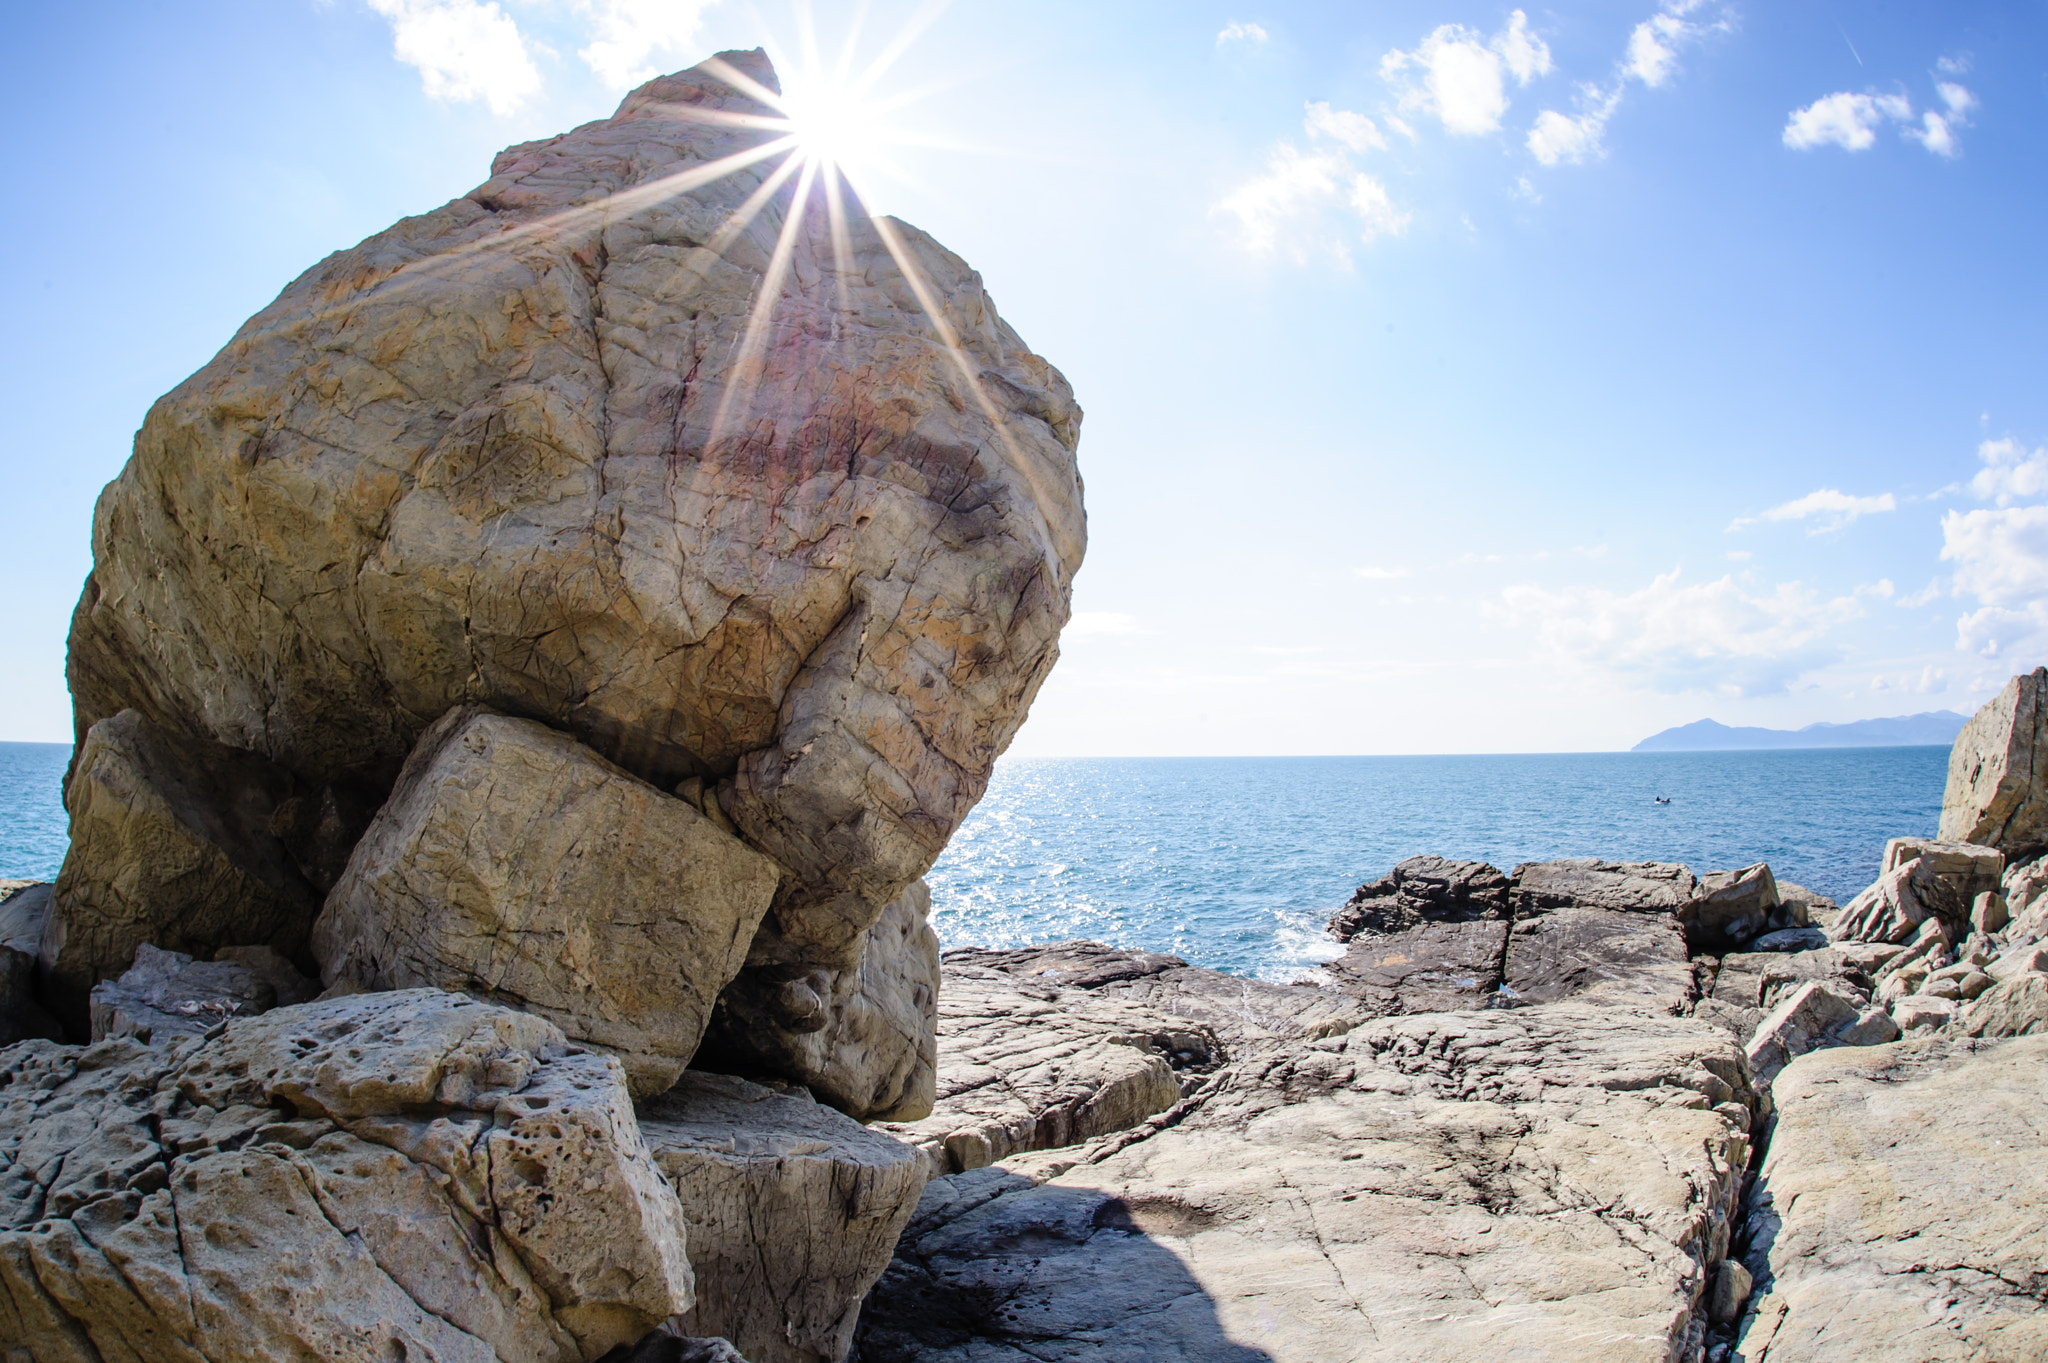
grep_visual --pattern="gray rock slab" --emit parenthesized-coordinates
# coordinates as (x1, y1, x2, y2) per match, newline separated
(314, 707, 782, 1098)
(1508, 858, 1700, 915)
(1328, 855, 1510, 939)
(1939, 666, 2048, 850)
(1738, 1035, 2048, 1360)
(858, 1003, 1758, 1363)
(639, 1072, 927, 1363)
(1323, 918, 1508, 1014)
(0, 989, 693, 1362)
(1955, 972, 2048, 1037)
(1502, 905, 1693, 1014)
(88, 943, 276, 1043)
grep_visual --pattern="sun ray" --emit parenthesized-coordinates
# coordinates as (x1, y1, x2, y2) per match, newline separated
(708, 155, 824, 450)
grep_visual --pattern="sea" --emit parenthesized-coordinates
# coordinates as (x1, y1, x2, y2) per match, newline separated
(0, 742, 1948, 983)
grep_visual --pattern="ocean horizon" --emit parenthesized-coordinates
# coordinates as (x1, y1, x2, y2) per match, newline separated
(0, 741, 1948, 982)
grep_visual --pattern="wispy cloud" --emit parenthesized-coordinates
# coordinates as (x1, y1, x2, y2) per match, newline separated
(1727, 488, 1898, 534)
(1304, 101, 1385, 153)
(1218, 21, 1269, 46)
(1216, 101, 1409, 261)
(1526, 0, 1730, 167)
(1502, 568, 1889, 696)
(575, 0, 714, 90)
(1943, 438, 2048, 657)
(1380, 10, 1551, 137)
(367, 0, 542, 114)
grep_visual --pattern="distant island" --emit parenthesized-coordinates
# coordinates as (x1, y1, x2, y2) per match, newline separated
(1632, 711, 1968, 753)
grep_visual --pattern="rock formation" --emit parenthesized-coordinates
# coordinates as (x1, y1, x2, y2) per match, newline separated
(52, 46, 1085, 1077)
(314, 708, 783, 1097)
(0, 991, 695, 1361)
(1939, 665, 2048, 851)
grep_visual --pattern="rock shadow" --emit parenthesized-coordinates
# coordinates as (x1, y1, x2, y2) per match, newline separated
(853, 1176, 1276, 1363)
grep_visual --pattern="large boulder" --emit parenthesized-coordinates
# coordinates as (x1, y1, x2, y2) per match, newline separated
(1328, 855, 1510, 938)
(696, 881, 938, 1121)
(314, 707, 783, 1098)
(639, 1072, 928, 1363)
(1940, 666, 2048, 851)
(0, 990, 694, 1361)
(858, 1004, 1758, 1362)
(1508, 858, 1700, 915)
(43, 709, 322, 1035)
(64, 49, 1084, 992)
(1832, 838, 2004, 944)
(1737, 1035, 2048, 1360)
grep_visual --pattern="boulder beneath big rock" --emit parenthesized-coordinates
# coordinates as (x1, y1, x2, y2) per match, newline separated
(315, 707, 783, 1098)
(638, 1072, 928, 1363)
(1737, 1035, 2048, 1359)
(695, 881, 938, 1121)
(0, 990, 694, 1361)
(88, 942, 312, 1044)
(63, 50, 1085, 1027)
(1940, 666, 2048, 852)
(43, 708, 322, 1035)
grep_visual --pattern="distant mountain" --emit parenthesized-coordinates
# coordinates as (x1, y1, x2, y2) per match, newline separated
(1631, 712, 1970, 753)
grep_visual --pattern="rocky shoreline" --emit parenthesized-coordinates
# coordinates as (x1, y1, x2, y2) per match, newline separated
(3, 45, 2046, 1363)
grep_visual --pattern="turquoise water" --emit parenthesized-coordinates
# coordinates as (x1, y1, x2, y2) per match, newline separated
(926, 748, 1950, 981)
(0, 742, 1949, 982)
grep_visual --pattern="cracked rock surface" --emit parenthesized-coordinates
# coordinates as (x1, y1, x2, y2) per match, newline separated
(0, 989, 694, 1363)
(857, 1002, 1758, 1363)
(62, 45, 1084, 1011)
(314, 708, 781, 1098)
(1737, 1035, 2048, 1361)
(638, 1071, 926, 1363)
(875, 965, 1212, 1178)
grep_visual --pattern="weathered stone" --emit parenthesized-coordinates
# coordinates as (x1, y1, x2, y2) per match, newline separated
(1775, 881, 1835, 931)
(1737, 1036, 2048, 1360)
(1744, 980, 1896, 1087)
(88, 943, 275, 1043)
(1710, 1258, 1754, 1326)
(1324, 918, 1508, 1014)
(1508, 858, 1700, 915)
(0, 886, 61, 1047)
(315, 708, 782, 1098)
(1684, 862, 1780, 949)
(600, 1327, 753, 1363)
(875, 966, 1205, 1177)
(957, 942, 1372, 1055)
(43, 709, 320, 1035)
(1890, 994, 1956, 1032)
(639, 1072, 926, 1363)
(1832, 839, 2003, 944)
(1502, 904, 1693, 1014)
(1328, 855, 1510, 939)
(1747, 927, 1829, 953)
(1971, 889, 2011, 934)
(1988, 942, 2048, 981)
(0, 882, 50, 956)
(1694, 948, 1877, 1048)
(0, 990, 694, 1361)
(697, 881, 938, 1121)
(1956, 972, 2048, 1037)
(859, 1004, 1757, 1363)
(1940, 666, 2048, 851)
(65, 51, 1086, 987)
(215, 943, 319, 1006)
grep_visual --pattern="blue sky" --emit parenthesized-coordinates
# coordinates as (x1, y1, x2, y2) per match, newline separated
(3, 1, 2045, 755)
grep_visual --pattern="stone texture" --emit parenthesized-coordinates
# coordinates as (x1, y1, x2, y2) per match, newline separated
(1940, 666, 2048, 851)
(695, 881, 937, 1122)
(1744, 979, 1897, 1087)
(859, 1003, 1758, 1363)
(65, 50, 1085, 989)
(1683, 862, 1780, 950)
(88, 943, 277, 1044)
(1736, 1036, 2048, 1361)
(1327, 855, 1510, 939)
(1325, 918, 1509, 1014)
(638, 1071, 927, 1363)
(1501, 903, 1693, 1014)
(315, 707, 782, 1097)
(0, 886, 60, 1048)
(43, 709, 321, 1035)
(1508, 858, 1700, 915)
(1955, 972, 2048, 1037)
(1692, 947, 1876, 1044)
(0, 989, 694, 1362)
(1831, 838, 2004, 944)
(601, 1328, 753, 1363)
(953, 941, 1371, 1055)
(875, 965, 1207, 1177)
(1891, 994, 1956, 1032)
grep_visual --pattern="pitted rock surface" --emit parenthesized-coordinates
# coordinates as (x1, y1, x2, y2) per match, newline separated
(0, 990, 694, 1362)
(858, 1003, 1758, 1363)
(64, 48, 1085, 995)
(1737, 1035, 2048, 1360)
(639, 1072, 926, 1363)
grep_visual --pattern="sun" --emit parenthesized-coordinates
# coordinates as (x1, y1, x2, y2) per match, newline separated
(781, 78, 888, 177)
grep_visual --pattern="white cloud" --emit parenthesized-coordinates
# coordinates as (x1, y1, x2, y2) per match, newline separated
(1218, 21, 1269, 46)
(1354, 566, 1410, 580)
(1870, 666, 1947, 695)
(1502, 568, 1883, 696)
(1785, 78, 1974, 157)
(1380, 11, 1550, 137)
(1305, 101, 1385, 153)
(575, 0, 713, 90)
(1728, 488, 1898, 534)
(1971, 438, 2048, 506)
(1216, 143, 1346, 256)
(368, 0, 542, 114)
(1067, 612, 1140, 637)
(1349, 174, 1410, 242)
(1526, 2, 1725, 167)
